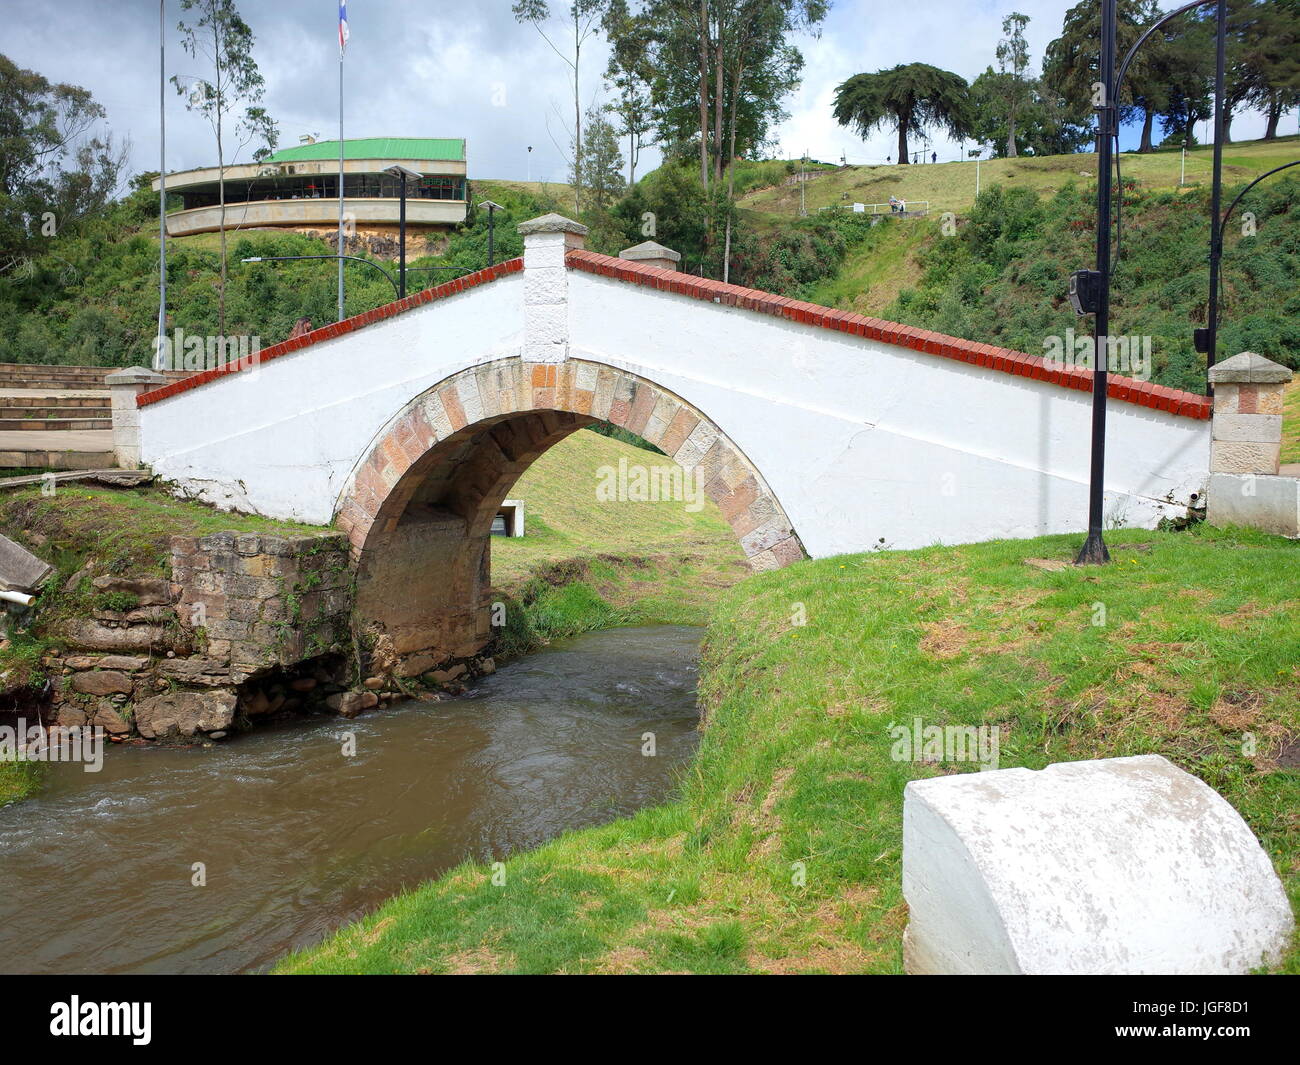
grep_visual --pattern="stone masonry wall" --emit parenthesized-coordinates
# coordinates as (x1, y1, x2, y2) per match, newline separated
(49, 532, 356, 744)
(169, 531, 353, 680)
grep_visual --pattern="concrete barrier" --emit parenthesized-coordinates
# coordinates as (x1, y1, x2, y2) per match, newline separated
(902, 754, 1293, 974)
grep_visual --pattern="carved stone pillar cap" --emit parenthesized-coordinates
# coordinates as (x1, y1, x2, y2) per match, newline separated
(1208, 351, 1293, 385)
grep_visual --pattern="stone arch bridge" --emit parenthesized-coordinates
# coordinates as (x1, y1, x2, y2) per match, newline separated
(118, 214, 1210, 671)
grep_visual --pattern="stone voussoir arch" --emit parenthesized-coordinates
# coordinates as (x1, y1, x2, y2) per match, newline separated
(335, 354, 805, 572)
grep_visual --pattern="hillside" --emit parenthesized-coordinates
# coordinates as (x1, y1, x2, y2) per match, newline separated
(740, 137, 1300, 218)
(737, 146, 1300, 394)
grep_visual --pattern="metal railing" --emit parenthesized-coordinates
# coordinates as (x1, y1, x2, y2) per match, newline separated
(818, 200, 930, 217)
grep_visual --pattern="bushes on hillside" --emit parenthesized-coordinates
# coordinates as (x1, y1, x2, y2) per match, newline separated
(886, 177, 1300, 394)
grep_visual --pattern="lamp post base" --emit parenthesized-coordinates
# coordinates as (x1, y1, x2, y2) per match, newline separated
(1074, 531, 1111, 566)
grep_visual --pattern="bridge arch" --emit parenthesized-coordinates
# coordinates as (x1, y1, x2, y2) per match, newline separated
(334, 355, 803, 675)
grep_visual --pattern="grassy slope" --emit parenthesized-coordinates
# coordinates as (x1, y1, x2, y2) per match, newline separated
(277, 524, 1299, 974)
(748, 137, 1300, 359)
(800, 215, 929, 315)
(740, 137, 1299, 219)
(491, 430, 749, 640)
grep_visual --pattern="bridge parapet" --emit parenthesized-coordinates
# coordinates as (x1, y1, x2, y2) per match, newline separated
(1207, 352, 1297, 537)
(106, 366, 166, 469)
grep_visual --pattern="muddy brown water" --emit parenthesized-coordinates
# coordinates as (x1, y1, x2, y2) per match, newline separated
(0, 625, 702, 974)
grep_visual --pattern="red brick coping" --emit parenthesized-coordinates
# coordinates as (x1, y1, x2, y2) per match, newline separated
(136, 259, 524, 408)
(568, 249, 1211, 421)
(136, 249, 1210, 421)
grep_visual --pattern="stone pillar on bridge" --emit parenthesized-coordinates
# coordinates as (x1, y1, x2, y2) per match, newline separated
(1206, 351, 1297, 537)
(106, 366, 167, 469)
(618, 240, 681, 272)
(517, 213, 587, 364)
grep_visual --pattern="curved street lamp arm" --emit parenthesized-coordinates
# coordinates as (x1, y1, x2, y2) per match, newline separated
(1115, 0, 1214, 98)
(1111, 0, 1218, 273)
(1217, 160, 1300, 240)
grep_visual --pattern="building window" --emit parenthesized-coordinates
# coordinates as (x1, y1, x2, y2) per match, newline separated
(178, 172, 466, 210)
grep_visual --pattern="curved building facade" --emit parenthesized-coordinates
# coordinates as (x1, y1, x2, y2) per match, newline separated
(154, 137, 468, 239)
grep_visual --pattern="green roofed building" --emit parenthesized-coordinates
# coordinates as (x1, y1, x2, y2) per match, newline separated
(153, 136, 468, 248)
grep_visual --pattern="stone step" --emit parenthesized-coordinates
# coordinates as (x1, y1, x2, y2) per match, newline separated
(0, 391, 110, 407)
(0, 405, 111, 418)
(0, 448, 117, 470)
(0, 417, 112, 431)
(0, 376, 111, 389)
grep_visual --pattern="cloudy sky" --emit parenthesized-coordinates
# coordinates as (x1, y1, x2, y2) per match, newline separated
(1, 0, 1285, 190)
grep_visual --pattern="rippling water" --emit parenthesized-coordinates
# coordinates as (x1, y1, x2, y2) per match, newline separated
(0, 626, 702, 974)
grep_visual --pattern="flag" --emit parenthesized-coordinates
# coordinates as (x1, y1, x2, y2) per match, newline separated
(338, 1, 350, 55)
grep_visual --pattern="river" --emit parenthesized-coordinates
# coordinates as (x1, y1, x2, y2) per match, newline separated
(0, 625, 702, 974)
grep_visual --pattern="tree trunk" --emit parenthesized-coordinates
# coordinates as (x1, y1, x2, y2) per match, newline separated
(217, 123, 226, 339)
(723, 63, 744, 284)
(1264, 95, 1281, 140)
(713, 38, 724, 183)
(1222, 108, 1233, 145)
(1138, 109, 1154, 152)
(698, 0, 709, 188)
(897, 120, 909, 164)
(573, 16, 582, 213)
(1005, 112, 1018, 158)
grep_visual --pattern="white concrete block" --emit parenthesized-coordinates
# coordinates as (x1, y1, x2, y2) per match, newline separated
(575, 362, 599, 392)
(523, 302, 568, 363)
(1208, 471, 1300, 537)
(902, 755, 1293, 975)
(524, 264, 568, 306)
(455, 376, 485, 425)
(1213, 413, 1282, 443)
(522, 231, 568, 271)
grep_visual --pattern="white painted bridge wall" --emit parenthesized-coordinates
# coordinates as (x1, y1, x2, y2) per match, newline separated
(140, 277, 525, 524)
(139, 264, 1210, 555)
(567, 272, 1209, 556)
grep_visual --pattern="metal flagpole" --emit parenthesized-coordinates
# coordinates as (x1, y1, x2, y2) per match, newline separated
(337, 52, 345, 322)
(158, 0, 167, 364)
(336, 1, 348, 323)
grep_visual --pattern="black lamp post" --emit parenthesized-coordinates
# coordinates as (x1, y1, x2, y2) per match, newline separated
(384, 163, 422, 298)
(479, 200, 504, 268)
(1071, 0, 1231, 565)
(1070, 0, 1119, 566)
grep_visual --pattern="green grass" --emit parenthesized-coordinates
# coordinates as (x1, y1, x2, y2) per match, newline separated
(276, 524, 1300, 974)
(800, 215, 929, 314)
(0, 760, 44, 805)
(490, 429, 749, 644)
(740, 136, 1300, 219)
(0, 483, 325, 580)
(1284, 378, 1300, 466)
